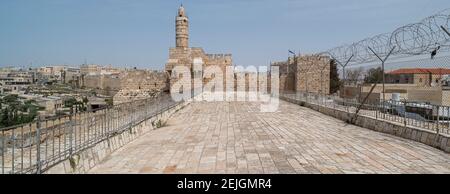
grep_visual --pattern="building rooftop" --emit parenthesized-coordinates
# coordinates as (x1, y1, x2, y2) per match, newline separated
(388, 68, 450, 75)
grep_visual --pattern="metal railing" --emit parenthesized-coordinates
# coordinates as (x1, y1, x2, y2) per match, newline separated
(279, 92, 450, 136)
(0, 93, 183, 174)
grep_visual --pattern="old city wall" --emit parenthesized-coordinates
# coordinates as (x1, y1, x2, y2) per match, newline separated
(83, 74, 121, 95)
(119, 70, 168, 91)
(166, 47, 234, 92)
(296, 55, 331, 94)
(271, 55, 331, 94)
(113, 70, 169, 104)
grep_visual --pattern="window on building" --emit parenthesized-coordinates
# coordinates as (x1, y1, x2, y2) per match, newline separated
(419, 78, 423, 82)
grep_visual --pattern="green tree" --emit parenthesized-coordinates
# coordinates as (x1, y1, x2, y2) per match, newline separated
(105, 98, 113, 107)
(0, 107, 10, 127)
(329, 59, 342, 94)
(0, 96, 41, 128)
(364, 67, 384, 84)
(3, 94, 19, 103)
(64, 97, 78, 108)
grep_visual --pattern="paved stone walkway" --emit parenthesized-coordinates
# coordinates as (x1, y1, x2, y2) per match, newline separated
(89, 101, 450, 174)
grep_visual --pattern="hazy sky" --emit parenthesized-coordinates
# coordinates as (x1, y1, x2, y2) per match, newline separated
(1, 0, 449, 69)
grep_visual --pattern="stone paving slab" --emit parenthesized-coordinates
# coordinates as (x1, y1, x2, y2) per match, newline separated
(89, 101, 450, 174)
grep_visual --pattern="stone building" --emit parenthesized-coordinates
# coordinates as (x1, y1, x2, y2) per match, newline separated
(386, 68, 450, 87)
(81, 67, 169, 102)
(80, 64, 123, 88)
(165, 5, 233, 92)
(80, 64, 101, 76)
(80, 64, 121, 76)
(296, 55, 331, 94)
(83, 74, 121, 96)
(270, 60, 296, 92)
(0, 69, 34, 94)
(271, 55, 332, 94)
(118, 70, 168, 91)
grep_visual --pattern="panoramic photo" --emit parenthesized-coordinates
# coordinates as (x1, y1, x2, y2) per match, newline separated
(1, 0, 450, 186)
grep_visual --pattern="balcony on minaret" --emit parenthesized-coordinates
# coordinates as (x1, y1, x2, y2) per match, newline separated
(178, 5, 185, 17)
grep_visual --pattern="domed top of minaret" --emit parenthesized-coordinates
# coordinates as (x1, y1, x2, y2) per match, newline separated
(178, 4, 186, 17)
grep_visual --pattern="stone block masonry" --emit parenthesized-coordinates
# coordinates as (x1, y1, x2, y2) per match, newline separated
(296, 55, 331, 94)
(165, 6, 233, 92)
(113, 70, 169, 104)
(271, 55, 332, 94)
(88, 101, 450, 174)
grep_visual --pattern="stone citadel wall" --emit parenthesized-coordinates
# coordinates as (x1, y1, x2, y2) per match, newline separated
(113, 70, 169, 104)
(271, 55, 332, 94)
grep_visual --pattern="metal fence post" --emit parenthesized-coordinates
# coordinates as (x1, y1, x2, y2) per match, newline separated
(130, 103, 133, 128)
(103, 109, 107, 138)
(346, 98, 349, 113)
(376, 99, 378, 120)
(69, 108, 74, 155)
(436, 105, 440, 135)
(35, 116, 42, 174)
(11, 127, 15, 174)
(1, 129, 4, 174)
(403, 100, 407, 126)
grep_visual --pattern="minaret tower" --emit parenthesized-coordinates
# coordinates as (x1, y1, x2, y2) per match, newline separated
(176, 4, 189, 48)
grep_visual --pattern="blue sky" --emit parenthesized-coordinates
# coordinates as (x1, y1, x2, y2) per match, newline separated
(0, 0, 449, 69)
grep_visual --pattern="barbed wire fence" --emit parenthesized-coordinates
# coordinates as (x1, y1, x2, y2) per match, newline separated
(324, 8, 450, 65)
(281, 8, 450, 139)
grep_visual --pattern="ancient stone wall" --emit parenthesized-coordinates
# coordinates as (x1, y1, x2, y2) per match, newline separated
(165, 6, 234, 93)
(166, 47, 233, 92)
(83, 74, 121, 92)
(119, 70, 168, 91)
(113, 70, 169, 104)
(271, 55, 330, 94)
(296, 55, 331, 94)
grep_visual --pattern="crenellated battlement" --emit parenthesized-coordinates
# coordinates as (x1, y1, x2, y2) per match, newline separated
(296, 54, 330, 62)
(206, 54, 232, 59)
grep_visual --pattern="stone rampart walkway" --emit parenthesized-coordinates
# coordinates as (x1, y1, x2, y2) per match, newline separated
(90, 101, 450, 174)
